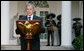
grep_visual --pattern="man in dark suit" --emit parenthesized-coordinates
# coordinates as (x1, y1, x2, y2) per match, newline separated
(72, 18, 82, 37)
(45, 13, 56, 46)
(57, 14, 61, 46)
(16, 3, 44, 50)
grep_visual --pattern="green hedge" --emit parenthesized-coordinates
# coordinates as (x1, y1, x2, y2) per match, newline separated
(72, 34, 83, 50)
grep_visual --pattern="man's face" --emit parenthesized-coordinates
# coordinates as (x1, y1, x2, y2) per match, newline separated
(27, 6, 34, 16)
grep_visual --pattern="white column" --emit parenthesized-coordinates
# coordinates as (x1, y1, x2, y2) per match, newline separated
(61, 1, 72, 46)
(1, 1, 10, 45)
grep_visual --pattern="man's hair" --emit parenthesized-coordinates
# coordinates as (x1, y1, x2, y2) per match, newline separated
(26, 3, 35, 10)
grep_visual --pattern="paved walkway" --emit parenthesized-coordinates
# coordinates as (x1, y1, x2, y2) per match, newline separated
(1, 45, 74, 50)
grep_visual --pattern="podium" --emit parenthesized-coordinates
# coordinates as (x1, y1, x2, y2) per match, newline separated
(16, 20, 41, 50)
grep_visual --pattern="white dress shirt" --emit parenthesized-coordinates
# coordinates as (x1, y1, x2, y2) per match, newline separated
(27, 14, 33, 20)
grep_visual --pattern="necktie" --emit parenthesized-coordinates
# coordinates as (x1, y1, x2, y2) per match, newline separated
(28, 17, 31, 20)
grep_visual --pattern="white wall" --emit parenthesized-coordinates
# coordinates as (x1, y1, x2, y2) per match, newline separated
(10, 1, 18, 19)
(79, 1, 83, 35)
(17, 1, 27, 15)
(71, 1, 79, 19)
(48, 1, 61, 16)
(9, 1, 18, 45)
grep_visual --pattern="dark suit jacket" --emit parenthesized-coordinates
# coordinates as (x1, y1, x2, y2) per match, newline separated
(16, 15, 44, 50)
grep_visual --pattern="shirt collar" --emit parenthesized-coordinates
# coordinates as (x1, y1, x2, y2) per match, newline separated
(27, 14, 33, 20)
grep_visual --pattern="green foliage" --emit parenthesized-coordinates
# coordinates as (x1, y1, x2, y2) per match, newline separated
(72, 34, 83, 50)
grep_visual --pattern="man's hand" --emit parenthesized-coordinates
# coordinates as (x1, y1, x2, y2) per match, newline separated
(47, 24, 51, 27)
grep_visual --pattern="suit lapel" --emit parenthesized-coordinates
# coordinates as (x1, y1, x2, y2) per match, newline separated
(25, 15, 28, 20)
(33, 15, 37, 20)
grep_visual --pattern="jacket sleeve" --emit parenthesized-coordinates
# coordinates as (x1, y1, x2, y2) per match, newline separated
(53, 20, 56, 27)
(40, 17, 45, 33)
